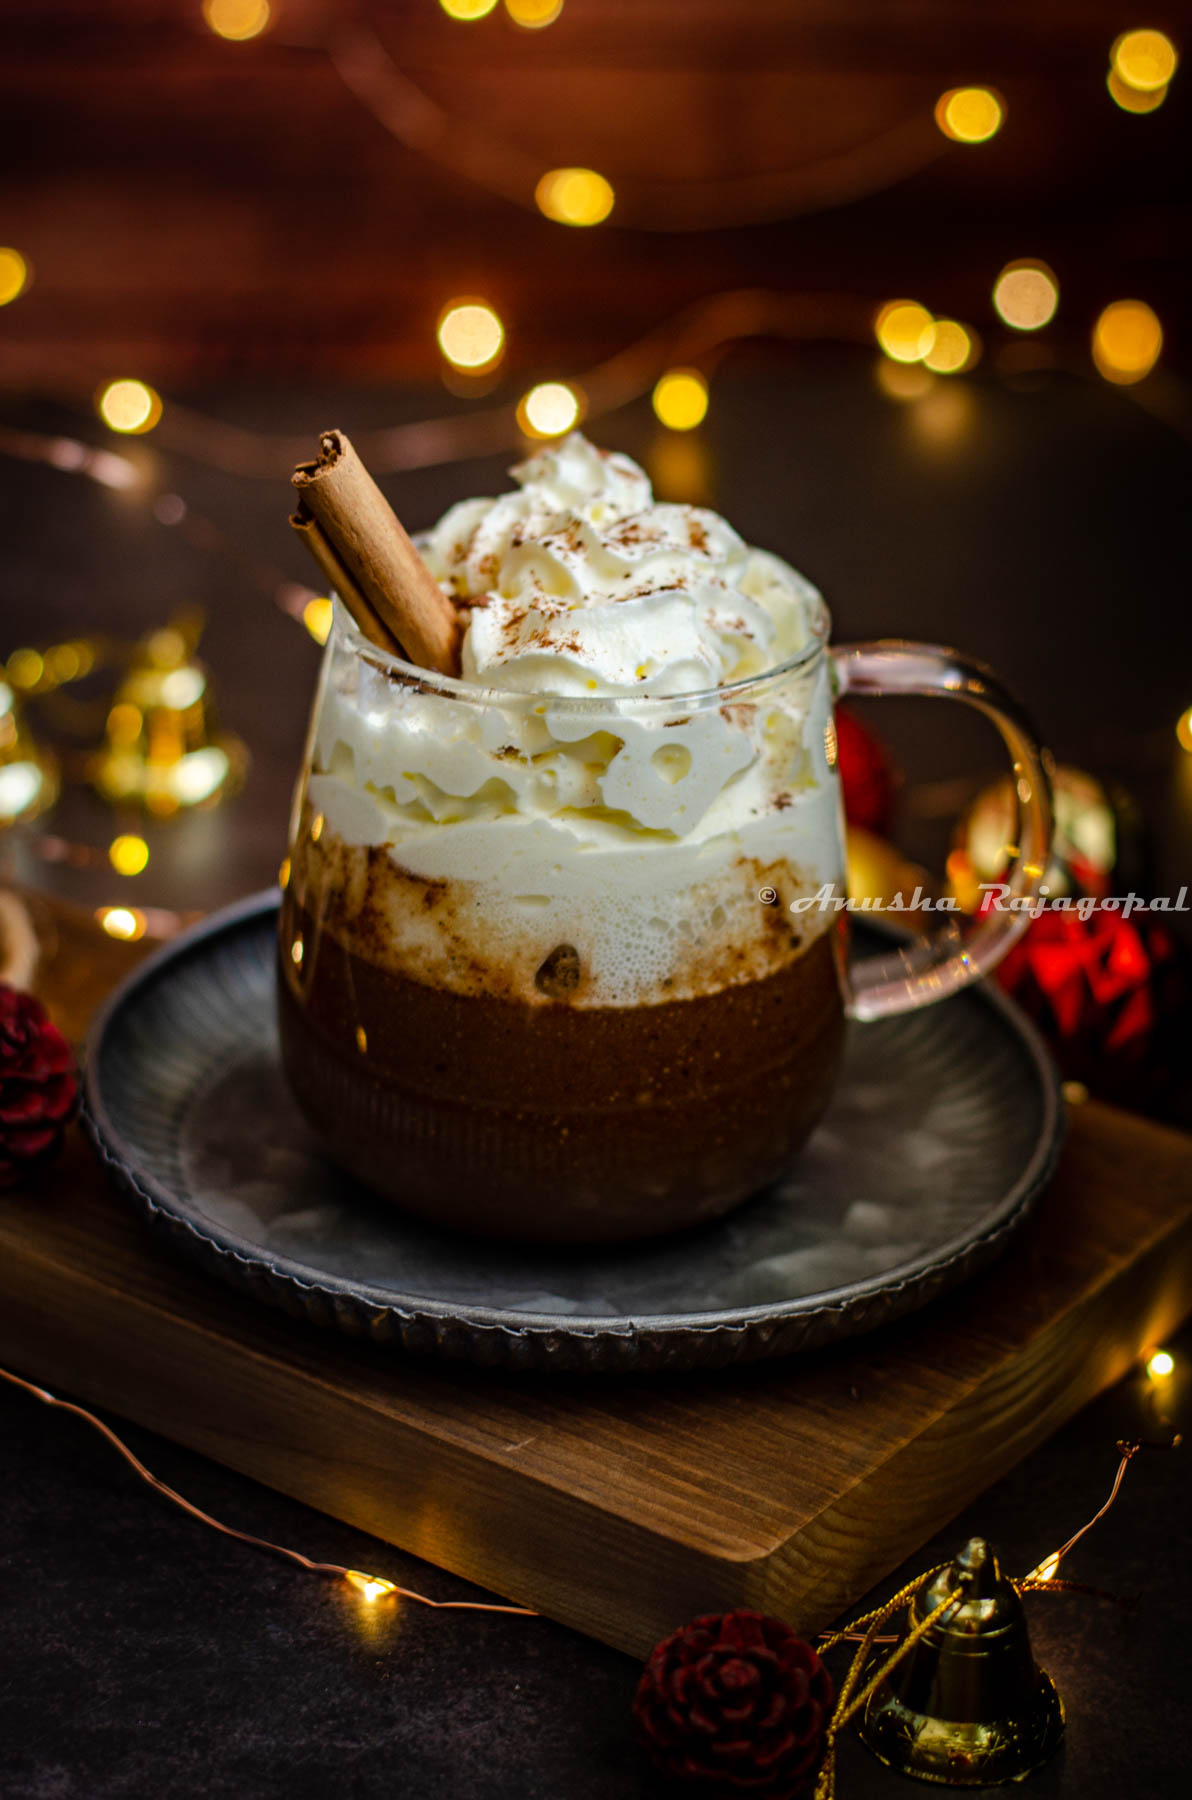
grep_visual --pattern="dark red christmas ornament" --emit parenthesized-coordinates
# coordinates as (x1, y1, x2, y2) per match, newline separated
(0, 983, 78, 1187)
(992, 904, 1190, 1114)
(834, 706, 895, 837)
(634, 1610, 833, 1799)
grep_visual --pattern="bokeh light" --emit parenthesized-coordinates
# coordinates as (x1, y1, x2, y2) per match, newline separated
(1176, 707, 1192, 754)
(109, 834, 150, 877)
(923, 319, 978, 374)
(1147, 1348, 1175, 1378)
(875, 359, 934, 401)
(934, 87, 1004, 143)
(303, 596, 334, 644)
(97, 906, 147, 942)
(440, 0, 499, 19)
(992, 262, 1058, 331)
(652, 369, 709, 431)
(1107, 66, 1168, 110)
(535, 167, 615, 226)
(1092, 300, 1162, 384)
(97, 379, 163, 434)
(517, 382, 582, 438)
(436, 299, 505, 370)
(202, 0, 271, 40)
(0, 247, 29, 306)
(1112, 28, 1178, 91)
(506, 0, 563, 25)
(875, 300, 936, 364)
(5, 648, 44, 690)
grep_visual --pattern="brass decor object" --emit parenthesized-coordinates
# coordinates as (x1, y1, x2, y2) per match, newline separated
(858, 1538, 1064, 1785)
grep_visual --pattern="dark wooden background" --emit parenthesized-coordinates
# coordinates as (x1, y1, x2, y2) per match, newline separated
(1, 0, 1188, 387)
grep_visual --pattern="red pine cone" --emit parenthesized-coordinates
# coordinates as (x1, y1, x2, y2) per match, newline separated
(0, 983, 78, 1187)
(634, 1610, 833, 1799)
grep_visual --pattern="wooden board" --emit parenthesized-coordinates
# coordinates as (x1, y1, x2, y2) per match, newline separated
(3, 892, 1192, 1657)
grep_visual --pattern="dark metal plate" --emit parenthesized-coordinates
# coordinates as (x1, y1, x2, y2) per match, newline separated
(84, 892, 1063, 1372)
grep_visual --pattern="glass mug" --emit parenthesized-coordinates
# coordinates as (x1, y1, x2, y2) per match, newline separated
(279, 600, 1050, 1243)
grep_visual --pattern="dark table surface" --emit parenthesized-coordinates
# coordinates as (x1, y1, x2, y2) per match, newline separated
(2, 356, 1191, 1798)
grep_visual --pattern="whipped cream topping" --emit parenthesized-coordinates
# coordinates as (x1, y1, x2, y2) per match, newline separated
(417, 434, 820, 697)
(295, 437, 843, 1005)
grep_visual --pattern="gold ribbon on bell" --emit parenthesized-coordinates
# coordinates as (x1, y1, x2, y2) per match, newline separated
(90, 616, 246, 817)
(858, 1537, 1064, 1785)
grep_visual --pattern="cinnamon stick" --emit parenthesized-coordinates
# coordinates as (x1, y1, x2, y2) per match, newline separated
(291, 430, 459, 676)
(289, 503, 403, 657)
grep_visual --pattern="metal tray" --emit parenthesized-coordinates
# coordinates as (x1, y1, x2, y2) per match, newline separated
(84, 892, 1063, 1373)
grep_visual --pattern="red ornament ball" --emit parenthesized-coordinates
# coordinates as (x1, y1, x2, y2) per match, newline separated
(0, 983, 78, 1188)
(634, 1610, 833, 1799)
(835, 706, 896, 837)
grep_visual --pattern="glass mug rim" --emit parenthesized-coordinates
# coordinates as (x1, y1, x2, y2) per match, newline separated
(329, 589, 833, 712)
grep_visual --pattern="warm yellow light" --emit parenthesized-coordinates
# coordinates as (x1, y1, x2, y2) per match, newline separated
(534, 167, 616, 227)
(1092, 299, 1162, 384)
(923, 319, 977, 374)
(278, 856, 291, 890)
(1107, 67, 1168, 110)
(303, 596, 334, 645)
(439, 0, 499, 19)
(1028, 1551, 1062, 1583)
(652, 369, 709, 432)
(1112, 28, 1178, 92)
(992, 262, 1058, 332)
(0, 247, 29, 306)
(290, 936, 304, 967)
(5, 648, 44, 690)
(97, 379, 163, 435)
(345, 1570, 398, 1602)
(934, 87, 1004, 143)
(506, 0, 562, 25)
(1147, 1349, 1175, 1378)
(109, 834, 150, 877)
(436, 299, 505, 371)
(1176, 707, 1192, 753)
(518, 381, 582, 438)
(202, 0, 271, 41)
(875, 300, 936, 364)
(97, 906, 147, 942)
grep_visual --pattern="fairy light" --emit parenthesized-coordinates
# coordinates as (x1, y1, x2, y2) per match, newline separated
(1176, 707, 1192, 753)
(923, 320, 978, 374)
(1027, 1551, 1062, 1583)
(992, 262, 1059, 332)
(109, 834, 150, 877)
(439, 0, 498, 19)
(534, 168, 616, 227)
(652, 369, 709, 431)
(97, 906, 147, 942)
(506, 0, 562, 25)
(517, 381, 582, 438)
(291, 936, 304, 967)
(1107, 67, 1168, 110)
(302, 596, 334, 645)
(1112, 28, 1178, 92)
(874, 300, 936, 364)
(0, 247, 29, 306)
(1092, 300, 1162, 384)
(97, 380, 163, 435)
(934, 87, 1004, 143)
(436, 299, 505, 371)
(202, 0, 271, 40)
(1147, 1349, 1175, 1379)
(345, 1570, 399, 1603)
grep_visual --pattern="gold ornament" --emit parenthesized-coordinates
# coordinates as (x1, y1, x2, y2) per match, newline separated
(857, 1537, 1064, 1786)
(91, 619, 246, 817)
(0, 676, 59, 826)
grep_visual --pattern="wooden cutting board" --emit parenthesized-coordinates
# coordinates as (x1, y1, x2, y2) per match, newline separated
(2, 891, 1191, 1657)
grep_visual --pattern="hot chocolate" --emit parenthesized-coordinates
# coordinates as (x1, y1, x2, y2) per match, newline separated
(279, 434, 847, 1241)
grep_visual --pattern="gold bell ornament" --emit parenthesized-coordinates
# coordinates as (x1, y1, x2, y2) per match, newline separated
(0, 675, 59, 826)
(858, 1537, 1064, 1785)
(91, 619, 246, 817)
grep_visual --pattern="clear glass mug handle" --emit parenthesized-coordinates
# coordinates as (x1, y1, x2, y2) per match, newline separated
(831, 640, 1053, 1021)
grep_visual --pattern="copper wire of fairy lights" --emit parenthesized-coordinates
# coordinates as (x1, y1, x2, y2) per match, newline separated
(0, 1364, 537, 1616)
